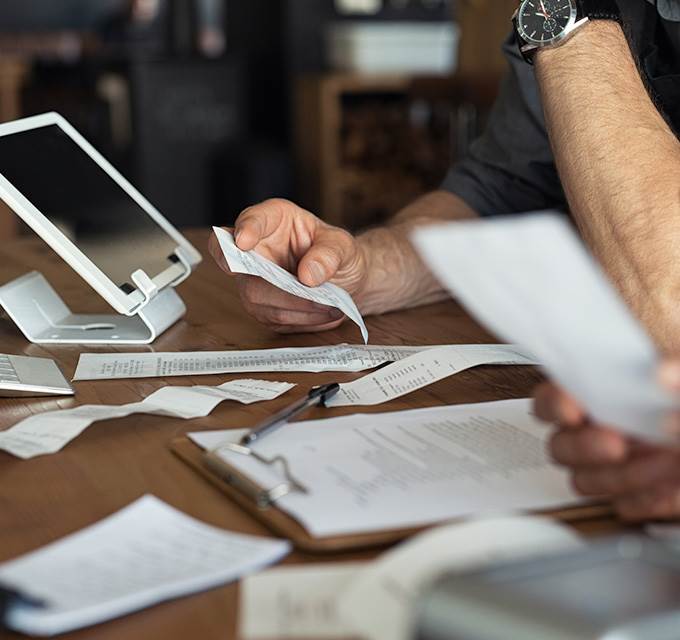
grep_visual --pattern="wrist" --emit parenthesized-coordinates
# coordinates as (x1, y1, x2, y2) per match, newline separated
(534, 19, 624, 70)
(352, 230, 386, 315)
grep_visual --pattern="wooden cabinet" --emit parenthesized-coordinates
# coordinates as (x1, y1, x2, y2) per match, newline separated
(294, 72, 500, 231)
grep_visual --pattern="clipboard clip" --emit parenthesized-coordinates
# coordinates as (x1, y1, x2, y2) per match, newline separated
(204, 443, 309, 511)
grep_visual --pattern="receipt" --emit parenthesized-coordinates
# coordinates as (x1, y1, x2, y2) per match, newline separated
(73, 344, 454, 381)
(0, 379, 294, 460)
(327, 344, 538, 407)
(213, 226, 368, 343)
(240, 564, 363, 639)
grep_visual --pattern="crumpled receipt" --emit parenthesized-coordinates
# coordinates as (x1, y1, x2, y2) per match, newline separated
(213, 226, 369, 343)
(0, 379, 294, 460)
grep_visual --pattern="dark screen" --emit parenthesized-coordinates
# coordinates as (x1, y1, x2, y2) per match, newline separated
(0, 124, 179, 288)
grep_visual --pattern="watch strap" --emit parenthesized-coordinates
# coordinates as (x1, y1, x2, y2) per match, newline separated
(578, 0, 621, 22)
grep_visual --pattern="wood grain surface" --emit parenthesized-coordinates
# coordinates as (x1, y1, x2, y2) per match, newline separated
(0, 229, 629, 640)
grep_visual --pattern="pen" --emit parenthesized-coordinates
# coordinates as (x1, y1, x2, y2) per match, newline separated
(1, 584, 44, 629)
(240, 383, 340, 446)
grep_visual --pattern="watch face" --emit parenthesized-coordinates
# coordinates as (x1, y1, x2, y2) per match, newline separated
(516, 0, 577, 46)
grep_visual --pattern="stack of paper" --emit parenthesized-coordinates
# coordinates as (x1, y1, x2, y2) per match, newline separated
(0, 496, 291, 637)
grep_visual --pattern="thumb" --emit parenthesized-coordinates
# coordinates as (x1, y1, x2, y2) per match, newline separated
(297, 229, 354, 287)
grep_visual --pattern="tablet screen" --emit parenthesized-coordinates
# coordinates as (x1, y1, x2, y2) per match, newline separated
(0, 124, 180, 289)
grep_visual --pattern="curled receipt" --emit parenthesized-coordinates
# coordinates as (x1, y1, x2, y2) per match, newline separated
(0, 379, 295, 460)
(327, 344, 539, 407)
(213, 226, 369, 343)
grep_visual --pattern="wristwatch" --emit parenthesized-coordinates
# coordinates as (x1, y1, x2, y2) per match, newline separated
(513, 0, 621, 63)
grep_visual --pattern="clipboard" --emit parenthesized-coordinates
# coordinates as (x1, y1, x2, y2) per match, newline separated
(170, 435, 614, 554)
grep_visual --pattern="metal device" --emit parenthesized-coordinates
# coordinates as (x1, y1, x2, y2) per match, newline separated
(415, 536, 680, 640)
(0, 112, 203, 344)
(0, 354, 73, 397)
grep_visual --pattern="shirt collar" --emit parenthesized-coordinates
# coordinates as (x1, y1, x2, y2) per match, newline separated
(650, 0, 680, 21)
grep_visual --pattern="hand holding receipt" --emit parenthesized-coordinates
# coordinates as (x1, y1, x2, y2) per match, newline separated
(212, 227, 369, 343)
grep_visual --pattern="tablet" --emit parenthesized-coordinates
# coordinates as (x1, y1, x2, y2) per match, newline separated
(0, 112, 202, 316)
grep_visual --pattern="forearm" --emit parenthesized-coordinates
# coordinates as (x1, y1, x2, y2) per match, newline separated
(536, 21, 680, 352)
(354, 190, 478, 315)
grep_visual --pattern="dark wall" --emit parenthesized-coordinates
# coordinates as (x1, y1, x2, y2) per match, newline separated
(0, 0, 124, 31)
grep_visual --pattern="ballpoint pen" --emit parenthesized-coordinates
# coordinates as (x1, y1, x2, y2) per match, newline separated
(1, 584, 44, 630)
(240, 382, 340, 446)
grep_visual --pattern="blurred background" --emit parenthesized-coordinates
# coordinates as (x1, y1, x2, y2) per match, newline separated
(0, 0, 516, 240)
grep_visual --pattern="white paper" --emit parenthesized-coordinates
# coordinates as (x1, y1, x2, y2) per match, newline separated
(239, 564, 363, 639)
(73, 344, 452, 381)
(338, 516, 584, 640)
(0, 495, 290, 637)
(328, 344, 538, 407)
(412, 213, 675, 442)
(0, 379, 294, 460)
(213, 226, 369, 343)
(190, 398, 584, 538)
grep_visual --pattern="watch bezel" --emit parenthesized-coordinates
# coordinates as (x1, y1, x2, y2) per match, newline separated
(515, 0, 579, 47)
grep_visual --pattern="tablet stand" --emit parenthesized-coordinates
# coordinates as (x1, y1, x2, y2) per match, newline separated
(0, 270, 187, 345)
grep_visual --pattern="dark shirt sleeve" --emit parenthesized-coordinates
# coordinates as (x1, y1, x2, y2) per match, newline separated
(441, 33, 566, 217)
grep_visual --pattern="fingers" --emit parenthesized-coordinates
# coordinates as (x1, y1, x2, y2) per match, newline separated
(549, 426, 630, 467)
(659, 360, 680, 392)
(236, 276, 344, 330)
(234, 199, 303, 252)
(533, 382, 588, 427)
(574, 449, 680, 495)
(615, 483, 680, 521)
(297, 227, 359, 287)
(267, 319, 346, 334)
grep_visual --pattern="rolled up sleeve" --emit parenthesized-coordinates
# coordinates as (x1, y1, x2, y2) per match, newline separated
(441, 33, 566, 217)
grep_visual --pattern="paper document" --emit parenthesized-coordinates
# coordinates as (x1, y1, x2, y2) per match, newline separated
(328, 344, 537, 407)
(0, 379, 294, 460)
(190, 398, 584, 538)
(73, 344, 453, 381)
(238, 517, 582, 640)
(0, 495, 290, 637)
(213, 226, 368, 343)
(240, 564, 363, 639)
(412, 213, 674, 441)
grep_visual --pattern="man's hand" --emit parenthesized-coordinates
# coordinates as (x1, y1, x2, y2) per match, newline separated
(534, 363, 680, 522)
(208, 199, 368, 334)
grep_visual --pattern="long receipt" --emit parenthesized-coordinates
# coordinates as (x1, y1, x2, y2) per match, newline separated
(213, 226, 368, 343)
(190, 398, 584, 538)
(0, 495, 290, 637)
(412, 213, 674, 441)
(73, 343, 535, 386)
(73, 344, 452, 381)
(328, 344, 538, 407)
(0, 379, 294, 460)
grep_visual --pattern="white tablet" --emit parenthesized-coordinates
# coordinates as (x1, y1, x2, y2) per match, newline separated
(0, 112, 202, 316)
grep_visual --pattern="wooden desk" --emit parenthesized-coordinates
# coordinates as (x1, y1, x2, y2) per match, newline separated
(0, 230, 625, 640)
